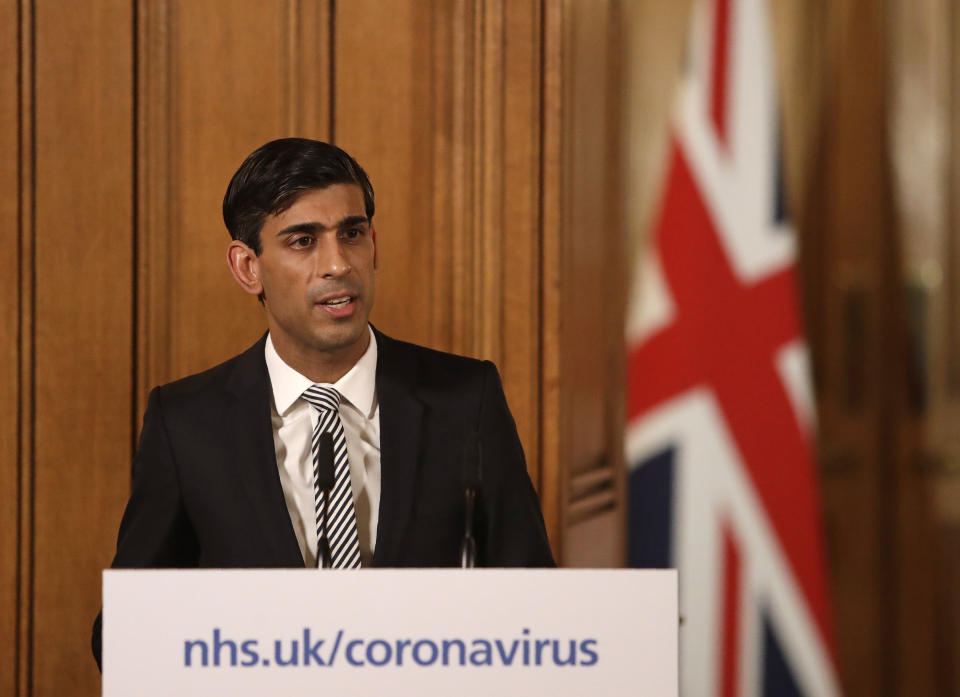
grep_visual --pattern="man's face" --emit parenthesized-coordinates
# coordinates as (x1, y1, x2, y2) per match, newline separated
(253, 184, 376, 362)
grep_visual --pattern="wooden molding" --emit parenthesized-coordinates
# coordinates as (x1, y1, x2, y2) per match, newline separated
(0, 3, 33, 694)
(136, 0, 175, 419)
(15, 2, 32, 690)
(539, 0, 565, 556)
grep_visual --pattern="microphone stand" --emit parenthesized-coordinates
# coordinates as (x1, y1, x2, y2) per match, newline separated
(460, 435, 481, 569)
(460, 487, 477, 568)
(315, 432, 334, 569)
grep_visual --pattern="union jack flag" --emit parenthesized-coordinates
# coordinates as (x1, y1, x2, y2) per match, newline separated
(625, 0, 842, 695)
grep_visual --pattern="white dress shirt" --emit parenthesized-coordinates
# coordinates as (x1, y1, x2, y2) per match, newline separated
(264, 326, 381, 567)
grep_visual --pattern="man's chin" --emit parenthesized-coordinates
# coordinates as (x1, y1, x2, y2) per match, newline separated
(307, 322, 369, 354)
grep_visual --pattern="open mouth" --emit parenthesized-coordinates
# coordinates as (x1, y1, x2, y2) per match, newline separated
(316, 294, 358, 317)
(320, 295, 354, 308)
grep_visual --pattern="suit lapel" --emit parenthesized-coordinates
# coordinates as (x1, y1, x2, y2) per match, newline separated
(372, 329, 424, 566)
(226, 335, 305, 567)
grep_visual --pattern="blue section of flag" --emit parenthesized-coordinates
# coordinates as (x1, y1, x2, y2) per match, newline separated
(628, 447, 675, 568)
(762, 610, 804, 696)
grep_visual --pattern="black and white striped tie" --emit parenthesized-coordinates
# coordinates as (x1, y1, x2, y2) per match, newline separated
(302, 385, 361, 569)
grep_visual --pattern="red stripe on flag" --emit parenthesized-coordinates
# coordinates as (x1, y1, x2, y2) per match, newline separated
(719, 523, 741, 697)
(711, 0, 732, 147)
(627, 141, 835, 654)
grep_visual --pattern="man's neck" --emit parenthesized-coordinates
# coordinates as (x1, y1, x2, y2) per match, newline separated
(269, 328, 371, 384)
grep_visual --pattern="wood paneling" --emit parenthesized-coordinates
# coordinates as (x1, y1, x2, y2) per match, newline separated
(935, 523, 960, 695)
(553, 0, 625, 565)
(137, 0, 331, 408)
(13, 6, 33, 694)
(335, 0, 549, 488)
(498, 0, 544, 486)
(796, 0, 944, 694)
(0, 2, 21, 694)
(539, 0, 563, 544)
(801, 1, 893, 691)
(2, 0, 628, 692)
(334, 1, 436, 346)
(888, 0, 960, 693)
(30, 1, 134, 695)
(333, 1, 628, 561)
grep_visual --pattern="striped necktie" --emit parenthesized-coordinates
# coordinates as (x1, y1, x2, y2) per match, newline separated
(302, 385, 361, 569)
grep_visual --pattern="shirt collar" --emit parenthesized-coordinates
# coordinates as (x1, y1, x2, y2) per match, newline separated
(264, 325, 378, 418)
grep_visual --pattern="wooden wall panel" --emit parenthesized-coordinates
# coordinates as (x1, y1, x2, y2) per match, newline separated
(334, 1, 435, 348)
(30, 1, 134, 695)
(335, 0, 549, 490)
(556, 0, 625, 566)
(12, 6, 32, 693)
(888, 0, 957, 693)
(137, 0, 331, 404)
(0, 2, 21, 693)
(805, 14, 890, 670)
(540, 0, 563, 544)
(561, 0, 607, 488)
(801, 0, 929, 694)
(0, 0, 628, 692)
(498, 0, 543, 485)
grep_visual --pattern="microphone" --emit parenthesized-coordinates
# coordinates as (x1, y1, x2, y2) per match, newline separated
(315, 431, 335, 569)
(460, 430, 482, 569)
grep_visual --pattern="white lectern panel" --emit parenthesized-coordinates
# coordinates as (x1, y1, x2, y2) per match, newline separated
(103, 569, 677, 696)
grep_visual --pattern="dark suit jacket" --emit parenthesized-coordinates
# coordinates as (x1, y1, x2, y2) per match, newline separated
(93, 329, 554, 665)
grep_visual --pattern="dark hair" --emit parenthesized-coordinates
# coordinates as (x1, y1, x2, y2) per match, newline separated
(222, 138, 375, 254)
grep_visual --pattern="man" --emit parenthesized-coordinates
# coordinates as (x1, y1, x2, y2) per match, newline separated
(92, 138, 554, 666)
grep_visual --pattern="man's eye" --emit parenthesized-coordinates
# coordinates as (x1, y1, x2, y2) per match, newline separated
(342, 228, 363, 241)
(291, 235, 314, 248)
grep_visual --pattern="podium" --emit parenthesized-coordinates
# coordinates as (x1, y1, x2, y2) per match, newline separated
(102, 568, 677, 696)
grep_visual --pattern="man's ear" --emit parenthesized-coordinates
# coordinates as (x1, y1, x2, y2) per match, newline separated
(371, 224, 378, 270)
(227, 240, 264, 296)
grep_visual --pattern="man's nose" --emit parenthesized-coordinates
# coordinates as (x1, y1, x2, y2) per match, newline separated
(315, 235, 351, 277)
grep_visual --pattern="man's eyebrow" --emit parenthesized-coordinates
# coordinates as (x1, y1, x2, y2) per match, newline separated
(275, 215, 369, 237)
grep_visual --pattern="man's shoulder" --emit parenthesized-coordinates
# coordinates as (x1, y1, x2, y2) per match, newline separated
(378, 331, 488, 369)
(373, 330, 511, 422)
(375, 330, 495, 386)
(151, 334, 267, 407)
